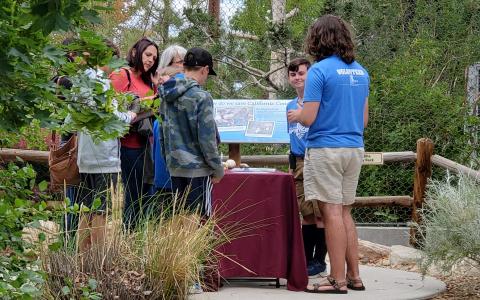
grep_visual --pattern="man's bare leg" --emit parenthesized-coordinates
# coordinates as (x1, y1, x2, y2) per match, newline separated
(90, 214, 107, 252)
(343, 206, 362, 286)
(78, 215, 91, 253)
(319, 202, 347, 287)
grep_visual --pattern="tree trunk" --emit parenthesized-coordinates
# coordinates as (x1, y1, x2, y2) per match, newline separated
(269, 0, 288, 99)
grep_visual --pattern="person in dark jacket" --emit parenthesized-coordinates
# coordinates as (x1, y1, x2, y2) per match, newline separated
(159, 47, 223, 216)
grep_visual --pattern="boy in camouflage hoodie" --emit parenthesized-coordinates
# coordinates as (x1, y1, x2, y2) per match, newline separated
(159, 47, 223, 216)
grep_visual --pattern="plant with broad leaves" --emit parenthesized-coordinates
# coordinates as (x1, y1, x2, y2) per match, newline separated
(1, 0, 132, 142)
(0, 162, 53, 299)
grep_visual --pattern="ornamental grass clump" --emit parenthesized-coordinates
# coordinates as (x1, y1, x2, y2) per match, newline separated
(41, 187, 233, 299)
(415, 173, 480, 275)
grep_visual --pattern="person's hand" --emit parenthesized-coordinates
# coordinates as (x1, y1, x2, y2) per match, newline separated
(151, 71, 160, 87)
(127, 111, 137, 123)
(211, 176, 222, 184)
(287, 107, 302, 123)
(158, 74, 171, 84)
(139, 95, 157, 101)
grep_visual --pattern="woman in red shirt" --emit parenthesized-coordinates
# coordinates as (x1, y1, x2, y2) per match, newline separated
(110, 37, 159, 230)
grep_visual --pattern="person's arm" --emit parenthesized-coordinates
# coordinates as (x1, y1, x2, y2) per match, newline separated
(112, 99, 137, 123)
(287, 67, 323, 126)
(364, 98, 369, 128)
(193, 93, 224, 182)
(114, 110, 137, 124)
(287, 102, 319, 126)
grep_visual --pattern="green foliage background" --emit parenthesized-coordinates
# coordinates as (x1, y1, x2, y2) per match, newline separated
(3, 0, 479, 203)
(1, 0, 480, 297)
(1, 0, 480, 260)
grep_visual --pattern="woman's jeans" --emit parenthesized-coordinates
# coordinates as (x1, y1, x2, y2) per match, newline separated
(120, 147, 153, 231)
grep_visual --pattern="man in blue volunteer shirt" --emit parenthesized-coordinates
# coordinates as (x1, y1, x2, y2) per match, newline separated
(288, 15, 369, 294)
(286, 58, 328, 279)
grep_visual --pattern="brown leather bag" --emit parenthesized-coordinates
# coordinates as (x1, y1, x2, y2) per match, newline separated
(48, 132, 80, 191)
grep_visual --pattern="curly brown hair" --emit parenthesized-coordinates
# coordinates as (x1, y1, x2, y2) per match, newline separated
(304, 15, 355, 64)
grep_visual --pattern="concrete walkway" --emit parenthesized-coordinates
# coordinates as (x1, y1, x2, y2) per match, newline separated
(190, 265, 446, 300)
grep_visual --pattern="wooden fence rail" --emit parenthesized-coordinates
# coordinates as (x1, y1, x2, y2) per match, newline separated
(432, 154, 480, 180)
(3, 148, 474, 178)
(2, 139, 479, 248)
(0, 148, 49, 163)
(354, 196, 413, 207)
(0, 149, 418, 165)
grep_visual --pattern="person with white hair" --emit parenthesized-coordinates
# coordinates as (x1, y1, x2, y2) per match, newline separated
(158, 44, 187, 78)
(152, 44, 187, 200)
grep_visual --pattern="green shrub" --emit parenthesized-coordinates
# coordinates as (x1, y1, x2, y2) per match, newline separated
(0, 162, 52, 299)
(42, 190, 237, 299)
(415, 174, 480, 274)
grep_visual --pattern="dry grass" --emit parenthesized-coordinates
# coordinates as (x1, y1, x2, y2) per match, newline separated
(40, 186, 236, 299)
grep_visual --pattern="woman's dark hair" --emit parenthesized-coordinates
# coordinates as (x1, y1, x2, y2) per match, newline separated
(287, 58, 311, 73)
(126, 37, 159, 86)
(304, 15, 355, 64)
(62, 37, 78, 62)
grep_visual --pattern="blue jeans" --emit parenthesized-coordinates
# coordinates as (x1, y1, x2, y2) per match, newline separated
(64, 186, 79, 242)
(121, 147, 153, 230)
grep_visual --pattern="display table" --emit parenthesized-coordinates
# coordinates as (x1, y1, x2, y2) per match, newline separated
(212, 170, 308, 291)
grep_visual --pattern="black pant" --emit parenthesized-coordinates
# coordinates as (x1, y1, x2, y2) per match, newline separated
(171, 176, 211, 216)
(78, 173, 118, 213)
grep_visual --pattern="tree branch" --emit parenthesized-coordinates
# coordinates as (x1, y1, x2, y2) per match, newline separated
(249, 75, 276, 93)
(220, 55, 264, 77)
(285, 8, 299, 19)
(228, 30, 259, 41)
(216, 54, 286, 92)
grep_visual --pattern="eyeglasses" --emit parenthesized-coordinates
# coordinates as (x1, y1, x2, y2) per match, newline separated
(170, 59, 184, 65)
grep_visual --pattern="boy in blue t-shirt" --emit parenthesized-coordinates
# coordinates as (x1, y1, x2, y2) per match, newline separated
(286, 58, 327, 279)
(288, 15, 369, 294)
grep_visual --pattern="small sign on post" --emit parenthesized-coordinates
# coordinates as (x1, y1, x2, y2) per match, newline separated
(363, 152, 384, 165)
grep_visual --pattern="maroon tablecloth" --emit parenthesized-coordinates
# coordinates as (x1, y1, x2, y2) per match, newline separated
(212, 170, 308, 291)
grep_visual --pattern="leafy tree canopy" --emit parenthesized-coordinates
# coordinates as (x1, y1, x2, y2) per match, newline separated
(1, 0, 131, 140)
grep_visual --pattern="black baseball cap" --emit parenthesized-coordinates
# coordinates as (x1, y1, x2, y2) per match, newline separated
(183, 47, 217, 76)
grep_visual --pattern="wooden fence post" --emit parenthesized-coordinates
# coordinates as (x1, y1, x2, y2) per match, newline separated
(410, 138, 434, 247)
(228, 144, 241, 166)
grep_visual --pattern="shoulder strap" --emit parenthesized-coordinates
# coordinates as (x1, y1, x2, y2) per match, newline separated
(50, 75, 66, 147)
(51, 130, 56, 147)
(122, 67, 131, 91)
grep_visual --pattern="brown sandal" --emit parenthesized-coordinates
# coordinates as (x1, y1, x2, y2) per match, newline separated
(304, 276, 348, 294)
(346, 276, 366, 291)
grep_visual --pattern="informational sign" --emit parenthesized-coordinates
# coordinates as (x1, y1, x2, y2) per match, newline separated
(213, 99, 290, 143)
(363, 152, 384, 165)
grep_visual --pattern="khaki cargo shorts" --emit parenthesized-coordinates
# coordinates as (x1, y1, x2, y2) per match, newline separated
(304, 147, 364, 206)
(293, 158, 321, 218)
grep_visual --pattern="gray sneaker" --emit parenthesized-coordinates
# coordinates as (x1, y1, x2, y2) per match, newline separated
(188, 282, 203, 294)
